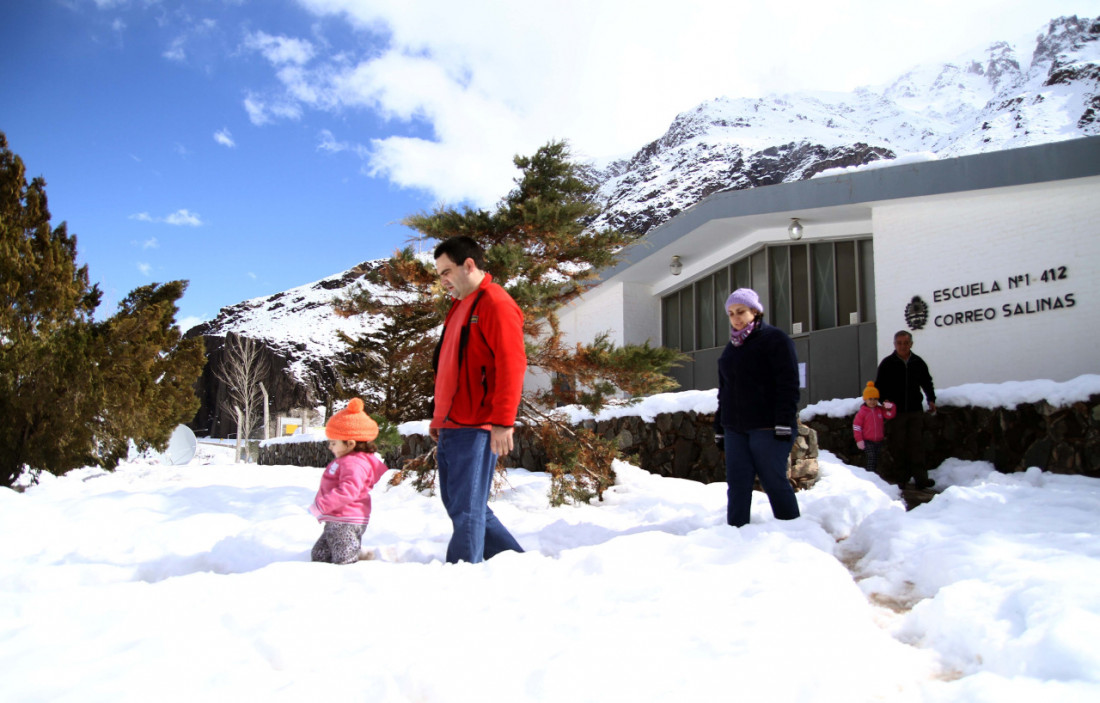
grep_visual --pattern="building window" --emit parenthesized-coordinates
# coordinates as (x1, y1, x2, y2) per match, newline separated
(836, 240, 858, 325)
(811, 242, 837, 330)
(731, 257, 752, 291)
(713, 267, 730, 347)
(679, 286, 695, 352)
(662, 286, 696, 352)
(791, 244, 810, 334)
(769, 246, 792, 332)
(661, 236, 874, 352)
(859, 239, 876, 323)
(696, 274, 714, 350)
(662, 295, 679, 349)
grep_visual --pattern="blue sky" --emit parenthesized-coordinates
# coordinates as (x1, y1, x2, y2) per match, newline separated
(2, 0, 1096, 331)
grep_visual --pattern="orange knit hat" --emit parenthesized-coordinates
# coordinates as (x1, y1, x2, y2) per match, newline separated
(862, 381, 880, 401)
(325, 398, 379, 442)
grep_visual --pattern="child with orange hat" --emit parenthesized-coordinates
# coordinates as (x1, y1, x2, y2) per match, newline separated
(308, 398, 388, 564)
(852, 381, 896, 476)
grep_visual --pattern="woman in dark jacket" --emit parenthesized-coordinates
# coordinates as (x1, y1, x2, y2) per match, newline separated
(714, 288, 801, 527)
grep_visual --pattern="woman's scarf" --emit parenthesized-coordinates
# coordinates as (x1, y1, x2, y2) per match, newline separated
(730, 318, 759, 347)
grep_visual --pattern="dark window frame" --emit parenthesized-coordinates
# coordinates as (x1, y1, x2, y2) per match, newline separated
(661, 236, 873, 350)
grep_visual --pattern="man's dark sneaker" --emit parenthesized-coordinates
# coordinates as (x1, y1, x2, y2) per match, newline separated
(915, 478, 936, 490)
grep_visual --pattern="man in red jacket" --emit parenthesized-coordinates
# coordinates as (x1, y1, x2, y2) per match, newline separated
(430, 236, 527, 563)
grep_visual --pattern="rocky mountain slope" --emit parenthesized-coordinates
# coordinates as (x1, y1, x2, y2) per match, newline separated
(589, 15, 1099, 235)
(189, 15, 1098, 434)
(185, 261, 389, 434)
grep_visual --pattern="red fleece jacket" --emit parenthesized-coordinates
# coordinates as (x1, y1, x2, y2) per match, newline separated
(432, 274, 527, 429)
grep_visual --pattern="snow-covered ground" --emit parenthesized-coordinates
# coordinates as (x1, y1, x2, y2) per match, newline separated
(3, 378, 1099, 702)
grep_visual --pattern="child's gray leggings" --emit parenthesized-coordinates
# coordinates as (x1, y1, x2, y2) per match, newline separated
(311, 522, 367, 564)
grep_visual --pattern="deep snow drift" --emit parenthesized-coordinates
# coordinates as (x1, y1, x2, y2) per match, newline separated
(2, 378, 1099, 702)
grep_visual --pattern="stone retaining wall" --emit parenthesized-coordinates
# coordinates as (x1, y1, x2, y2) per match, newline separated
(803, 394, 1100, 481)
(259, 412, 820, 490)
(257, 439, 332, 468)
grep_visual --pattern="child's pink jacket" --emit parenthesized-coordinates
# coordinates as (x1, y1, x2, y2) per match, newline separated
(309, 452, 387, 525)
(853, 402, 897, 444)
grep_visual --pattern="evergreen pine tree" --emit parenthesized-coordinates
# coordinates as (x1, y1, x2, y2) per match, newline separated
(334, 250, 446, 424)
(336, 303, 436, 423)
(0, 132, 204, 486)
(93, 281, 206, 467)
(336, 141, 684, 504)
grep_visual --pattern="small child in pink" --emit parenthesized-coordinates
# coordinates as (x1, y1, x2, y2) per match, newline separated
(852, 381, 896, 475)
(309, 398, 388, 564)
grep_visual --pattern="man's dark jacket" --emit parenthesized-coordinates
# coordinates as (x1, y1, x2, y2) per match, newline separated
(875, 351, 936, 414)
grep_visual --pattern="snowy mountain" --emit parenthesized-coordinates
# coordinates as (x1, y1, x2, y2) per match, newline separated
(188, 261, 384, 385)
(590, 15, 1099, 235)
(187, 15, 1098, 427)
(185, 261, 390, 433)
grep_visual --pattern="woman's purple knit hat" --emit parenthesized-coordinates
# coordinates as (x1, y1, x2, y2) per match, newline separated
(725, 288, 763, 314)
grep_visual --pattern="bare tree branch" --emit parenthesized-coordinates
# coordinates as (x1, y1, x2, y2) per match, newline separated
(213, 333, 271, 444)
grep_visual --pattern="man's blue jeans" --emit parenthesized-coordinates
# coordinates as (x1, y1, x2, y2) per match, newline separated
(723, 429, 800, 528)
(437, 428, 524, 563)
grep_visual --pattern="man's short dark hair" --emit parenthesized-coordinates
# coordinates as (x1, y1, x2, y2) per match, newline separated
(894, 330, 913, 342)
(434, 236, 485, 271)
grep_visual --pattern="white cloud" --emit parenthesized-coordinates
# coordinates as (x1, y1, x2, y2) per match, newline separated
(243, 94, 270, 125)
(245, 0, 1091, 207)
(317, 128, 348, 153)
(137, 262, 152, 276)
(129, 210, 204, 226)
(142, 237, 159, 249)
(163, 37, 186, 62)
(164, 209, 203, 226)
(244, 91, 302, 126)
(242, 30, 315, 66)
(214, 128, 236, 148)
(158, 16, 221, 64)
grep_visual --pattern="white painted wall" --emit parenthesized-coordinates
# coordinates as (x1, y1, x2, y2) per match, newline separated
(621, 281, 659, 346)
(554, 280, 665, 348)
(559, 281, 627, 346)
(871, 176, 1100, 387)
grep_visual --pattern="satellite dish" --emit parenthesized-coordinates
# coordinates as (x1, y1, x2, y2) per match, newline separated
(159, 424, 198, 465)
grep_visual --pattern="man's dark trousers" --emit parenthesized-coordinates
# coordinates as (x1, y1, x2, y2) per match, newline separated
(887, 411, 927, 487)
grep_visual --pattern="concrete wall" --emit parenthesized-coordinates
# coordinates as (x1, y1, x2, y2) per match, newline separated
(872, 176, 1100, 387)
(558, 281, 625, 347)
(622, 281, 659, 346)
(556, 280, 662, 351)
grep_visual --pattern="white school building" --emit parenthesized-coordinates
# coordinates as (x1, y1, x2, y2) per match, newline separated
(557, 137, 1100, 405)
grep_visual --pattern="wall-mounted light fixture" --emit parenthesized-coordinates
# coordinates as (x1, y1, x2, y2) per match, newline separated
(670, 255, 683, 276)
(788, 217, 803, 241)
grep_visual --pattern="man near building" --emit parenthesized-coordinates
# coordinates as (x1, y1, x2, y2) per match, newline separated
(875, 330, 937, 489)
(430, 236, 527, 563)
